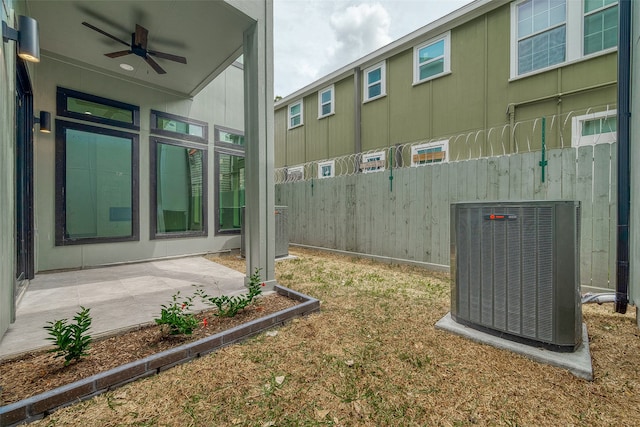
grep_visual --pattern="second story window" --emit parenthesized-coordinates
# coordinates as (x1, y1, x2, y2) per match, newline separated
(511, 0, 618, 78)
(584, 0, 618, 55)
(515, 0, 567, 75)
(318, 85, 335, 118)
(288, 101, 303, 129)
(363, 62, 386, 102)
(414, 32, 451, 84)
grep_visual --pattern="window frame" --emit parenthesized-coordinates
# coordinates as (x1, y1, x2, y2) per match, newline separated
(318, 85, 335, 118)
(413, 32, 451, 85)
(360, 151, 386, 173)
(149, 136, 208, 240)
(510, 0, 618, 79)
(56, 87, 140, 130)
(286, 165, 304, 182)
(288, 100, 304, 129)
(317, 160, 335, 179)
(571, 109, 617, 147)
(363, 61, 386, 103)
(214, 126, 246, 236)
(583, 0, 618, 56)
(410, 140, 449, 167)
(55, 119, 140, 246)
(150, 110, 209, 144)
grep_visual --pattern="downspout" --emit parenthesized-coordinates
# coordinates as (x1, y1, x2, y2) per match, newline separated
(616, 0, 631, 314)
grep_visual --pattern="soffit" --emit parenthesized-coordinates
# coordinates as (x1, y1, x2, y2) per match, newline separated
(27, 0, 254, 97)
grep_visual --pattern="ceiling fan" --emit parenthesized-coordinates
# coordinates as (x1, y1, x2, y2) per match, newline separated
(82, 22, 187, 74)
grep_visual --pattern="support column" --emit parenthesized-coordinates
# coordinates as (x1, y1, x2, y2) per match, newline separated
(243, 1, 275, 289)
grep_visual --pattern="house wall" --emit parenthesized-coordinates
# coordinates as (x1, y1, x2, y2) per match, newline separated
(274, 1, 618, 168)
(1, 0, 16, 338)
(33, 56, 245, 272)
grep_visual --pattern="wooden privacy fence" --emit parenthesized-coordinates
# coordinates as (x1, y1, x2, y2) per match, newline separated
(275, 145, 617, 293)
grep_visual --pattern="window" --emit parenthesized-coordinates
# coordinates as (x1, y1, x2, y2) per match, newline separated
(584, 0, 618, 55)
(571, 110, 617, 146)
(318, 160, 335, 178)
(287, 166, 304, 182)
(511, 0, 618, 78)
(57, 87, 140, 130)
(150, 110, 208, 143)
(515, 0, 567, 75)
(288, 101, 303, 129)
(414, 32, 451, 84)
(214, 127, 245, 234)
(360, 151, 386, 173)
(363, 62, 386, 102)
(55, 120, 139, 245)
(150, 137, 207, 238)
(411, 140, 449, 166)
(318, 85, 335, 118)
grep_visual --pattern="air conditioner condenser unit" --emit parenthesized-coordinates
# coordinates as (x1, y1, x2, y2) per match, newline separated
(450, 201, 582, 352)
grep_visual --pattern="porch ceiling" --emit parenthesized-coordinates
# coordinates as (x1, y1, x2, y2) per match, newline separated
(26, 0, 253, 97)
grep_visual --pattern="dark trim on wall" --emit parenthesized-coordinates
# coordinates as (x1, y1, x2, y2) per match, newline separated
(150, 110, 209, 144)
(149, 136, 208, 240)
(56, 87, 140, 131)
(55, 120, 140, 246)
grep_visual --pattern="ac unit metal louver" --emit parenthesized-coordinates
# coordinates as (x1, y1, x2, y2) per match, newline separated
(450, 201, 582, 352)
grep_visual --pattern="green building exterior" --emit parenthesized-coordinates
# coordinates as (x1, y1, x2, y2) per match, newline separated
(275, 0, 618, 176)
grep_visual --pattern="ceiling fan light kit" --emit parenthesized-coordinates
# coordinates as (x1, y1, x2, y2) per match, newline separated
(82, 22, 187, 74)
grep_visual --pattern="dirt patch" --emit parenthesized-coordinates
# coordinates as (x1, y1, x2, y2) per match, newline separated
(8, 248, 640, 426)
(0, 292, 297, 405)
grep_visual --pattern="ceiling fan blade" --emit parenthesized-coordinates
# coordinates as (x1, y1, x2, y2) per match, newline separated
(82, 22, 130, 48)
(145, 56, 166, 74)
(105, 50, 132, 58)
(135, 24, 149, 49)
(148, 50, 187, 64)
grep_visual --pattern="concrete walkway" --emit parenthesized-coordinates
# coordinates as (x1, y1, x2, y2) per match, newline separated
(0, 256, 247, 360)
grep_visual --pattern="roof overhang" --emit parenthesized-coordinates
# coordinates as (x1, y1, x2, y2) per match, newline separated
(26, 0, 256, 98)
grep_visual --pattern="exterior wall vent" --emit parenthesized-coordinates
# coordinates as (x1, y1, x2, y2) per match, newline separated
(450, 201, 582, 352)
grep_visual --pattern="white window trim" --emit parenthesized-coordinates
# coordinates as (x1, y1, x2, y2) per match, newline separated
(288, 100, 303, 130)
(318, 85, 335, 119)
(361, 151, 386, 173)
(571, 109, 617, 147)
(411, 140, 449, 167)
(413, 32, 451, 85)
(286, 165, 304, 182)
(317, 160, 335, 179)
(510, 0, 618, 79)
(363, 61, 386, 103)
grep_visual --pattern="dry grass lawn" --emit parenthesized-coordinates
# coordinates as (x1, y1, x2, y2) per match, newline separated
(30, 248, 640, 426)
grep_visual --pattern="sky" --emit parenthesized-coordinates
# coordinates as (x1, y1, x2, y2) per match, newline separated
(273, 0, 475, 98)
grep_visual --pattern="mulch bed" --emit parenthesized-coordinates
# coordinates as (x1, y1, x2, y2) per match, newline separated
(0, 293, 297, 405)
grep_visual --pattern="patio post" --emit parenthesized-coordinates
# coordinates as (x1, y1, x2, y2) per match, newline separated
(242, 0, 276, 289)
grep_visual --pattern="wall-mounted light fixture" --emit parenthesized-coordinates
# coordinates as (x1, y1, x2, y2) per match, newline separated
(2, 15, 40, 63)
(34, 111, 51, 133)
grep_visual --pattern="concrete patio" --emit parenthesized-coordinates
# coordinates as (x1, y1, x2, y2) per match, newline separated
(0, 256, 247, 360)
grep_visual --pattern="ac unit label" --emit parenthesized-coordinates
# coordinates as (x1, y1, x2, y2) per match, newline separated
(484, 213, 518, 221)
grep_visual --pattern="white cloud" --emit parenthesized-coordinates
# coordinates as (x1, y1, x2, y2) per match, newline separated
(323, 3, 393, 75)
(274, 0, 474, 98)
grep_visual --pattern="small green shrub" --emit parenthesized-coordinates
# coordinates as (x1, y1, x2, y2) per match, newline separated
(197, 268, 265, 317)
(155, 291, 200, 335)
(44, 306, 93, 365)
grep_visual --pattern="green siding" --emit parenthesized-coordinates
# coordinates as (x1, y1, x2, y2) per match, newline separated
(275, 1, 618, 165)
(329, 78, 356, 157)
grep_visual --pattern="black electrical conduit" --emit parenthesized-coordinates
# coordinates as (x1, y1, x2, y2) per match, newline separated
(616, 0, 632, 314)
